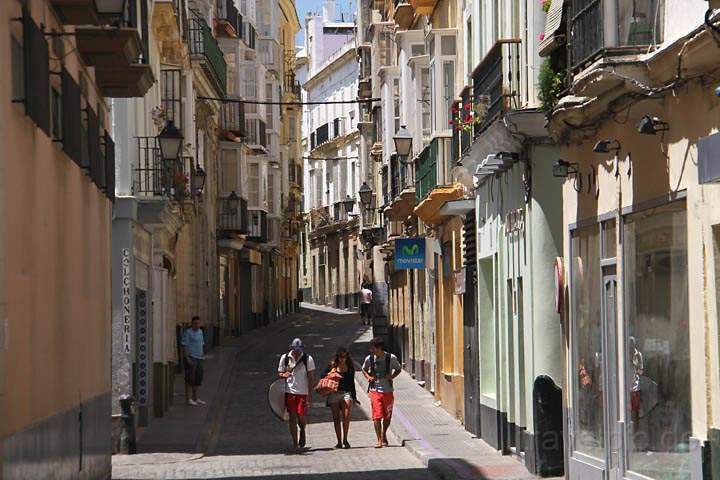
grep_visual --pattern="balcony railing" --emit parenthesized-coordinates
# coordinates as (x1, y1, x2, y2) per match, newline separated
(220, 101, 245, 137)
(570, 0, 664, 71)
(248, 209, 268, 242)
(415, 138, 438, 202)
(189, 13, 227, 95)
(216, 0, 240, 36)
(219, 196, 249, 233)
(133, 137, 194, 201)
(284, 72, 301, 98)
(471, 39, 521, 137)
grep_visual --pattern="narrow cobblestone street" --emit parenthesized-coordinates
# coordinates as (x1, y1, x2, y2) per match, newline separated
(112, 307, 438, 479)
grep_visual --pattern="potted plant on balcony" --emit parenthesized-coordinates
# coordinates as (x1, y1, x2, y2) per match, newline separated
(538, 58, 566, 112)
(449, 98, 489, 133)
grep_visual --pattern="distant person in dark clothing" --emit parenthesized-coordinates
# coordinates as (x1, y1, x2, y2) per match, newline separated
(323, 346, 358, 449)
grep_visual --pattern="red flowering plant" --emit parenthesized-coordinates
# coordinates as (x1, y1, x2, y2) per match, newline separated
(449, 97, 489, 134)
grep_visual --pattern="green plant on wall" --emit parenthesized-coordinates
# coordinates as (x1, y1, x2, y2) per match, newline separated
(538, 58, 565, 112)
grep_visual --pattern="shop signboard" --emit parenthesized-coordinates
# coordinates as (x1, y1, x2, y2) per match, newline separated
(395, 237, 426, 270)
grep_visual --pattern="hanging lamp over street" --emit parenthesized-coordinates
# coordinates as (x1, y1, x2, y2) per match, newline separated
(359, 182, 373, 207)
(393, 125, 413, 158)
(158, 120, 184, 163)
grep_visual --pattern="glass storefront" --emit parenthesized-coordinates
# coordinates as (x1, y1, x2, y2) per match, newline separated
(623, 201, 690, 479)
(571, 225, 604, 460)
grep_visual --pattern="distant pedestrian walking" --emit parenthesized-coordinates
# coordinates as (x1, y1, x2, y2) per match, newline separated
(181, 316, 206, 406)
(278, 338, 316, 452)
(360, 284, 373, 325)
(319, 346, 358, 449)
(362, 337, 401, 448)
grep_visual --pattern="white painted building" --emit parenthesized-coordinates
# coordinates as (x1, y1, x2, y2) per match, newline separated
(299, 1, 361, 308)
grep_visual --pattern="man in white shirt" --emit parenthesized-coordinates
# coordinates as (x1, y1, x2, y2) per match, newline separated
(360, 284, 373, 325)
(278, 338, 316, 451)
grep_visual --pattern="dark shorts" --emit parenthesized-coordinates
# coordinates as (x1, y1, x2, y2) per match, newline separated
(184, 357, 204, 386)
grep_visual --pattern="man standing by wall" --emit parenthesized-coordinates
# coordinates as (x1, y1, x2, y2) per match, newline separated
(181, 316, 205, 406)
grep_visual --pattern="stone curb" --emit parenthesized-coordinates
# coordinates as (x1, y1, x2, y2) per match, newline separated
(355, 373, 463, 480)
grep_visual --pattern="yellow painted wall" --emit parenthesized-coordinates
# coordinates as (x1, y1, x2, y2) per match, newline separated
(1, 0, 112, 436)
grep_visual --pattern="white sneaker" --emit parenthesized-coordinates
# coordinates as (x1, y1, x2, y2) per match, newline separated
(196, 399, 207, 405)
(188, 399, 198, 406)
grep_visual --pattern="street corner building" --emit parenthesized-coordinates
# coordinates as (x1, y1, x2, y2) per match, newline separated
(546, 0, 720, 479)
(0, 0, 303, 478)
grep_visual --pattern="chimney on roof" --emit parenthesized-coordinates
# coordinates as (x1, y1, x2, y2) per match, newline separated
(323, 0, 336, 22)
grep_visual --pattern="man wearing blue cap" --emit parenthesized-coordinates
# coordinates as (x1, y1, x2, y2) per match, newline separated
(278, 337, 316, 451)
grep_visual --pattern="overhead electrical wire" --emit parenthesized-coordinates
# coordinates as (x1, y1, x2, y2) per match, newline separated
(197, 96, 380, 106)
(304, 156, 359, 161)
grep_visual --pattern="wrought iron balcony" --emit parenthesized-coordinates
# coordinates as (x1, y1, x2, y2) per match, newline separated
(216, 0, 240, 37)
(569, 0, 664, 71)
(220, 101, 245, 139)
(248, 209, 268, 242)
(471, 39, 521, 137)
(189, 13, 227, 95)
(133, 137, 195, 202)
(219, 196, 249, 234)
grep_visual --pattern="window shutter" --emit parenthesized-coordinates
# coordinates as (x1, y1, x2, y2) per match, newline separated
(23, 10, 50, 135)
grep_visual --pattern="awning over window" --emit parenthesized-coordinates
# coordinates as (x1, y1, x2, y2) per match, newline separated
(539, 0, 566, 57)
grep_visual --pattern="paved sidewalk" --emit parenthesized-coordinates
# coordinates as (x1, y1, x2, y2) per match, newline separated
(113, 308, 435, 480)
(338, 308, 557, 480)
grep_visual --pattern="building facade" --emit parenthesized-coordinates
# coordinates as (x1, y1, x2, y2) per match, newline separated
(111, 0, 226, 441)
(547, 1, 720, 478)
(1, 0, 135, 477)
(300, 2, 361, 310)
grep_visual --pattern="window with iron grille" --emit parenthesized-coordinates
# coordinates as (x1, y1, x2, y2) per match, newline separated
(61, 69, 82, 166)
(51, 86, 62, 142)
(161, 70, 183, 131)
(17, 10, 50, 136)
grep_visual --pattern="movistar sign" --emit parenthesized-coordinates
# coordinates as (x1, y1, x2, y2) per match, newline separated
(395, 237, 426, 270)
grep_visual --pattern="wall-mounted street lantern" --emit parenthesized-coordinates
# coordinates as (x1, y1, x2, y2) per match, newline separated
(359, 182, 373, 208)
(593, 139, 621, 153)
(226, 190, 240, 213)
(192, 164, 206, 196)
(158, 120, 184, 164)
(393, 125, 413, 162)
(553, 159, 582, 192)
(341, 195, 355, 214)
(637, 116, 669, 135)
(552, 159, 578, 178)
